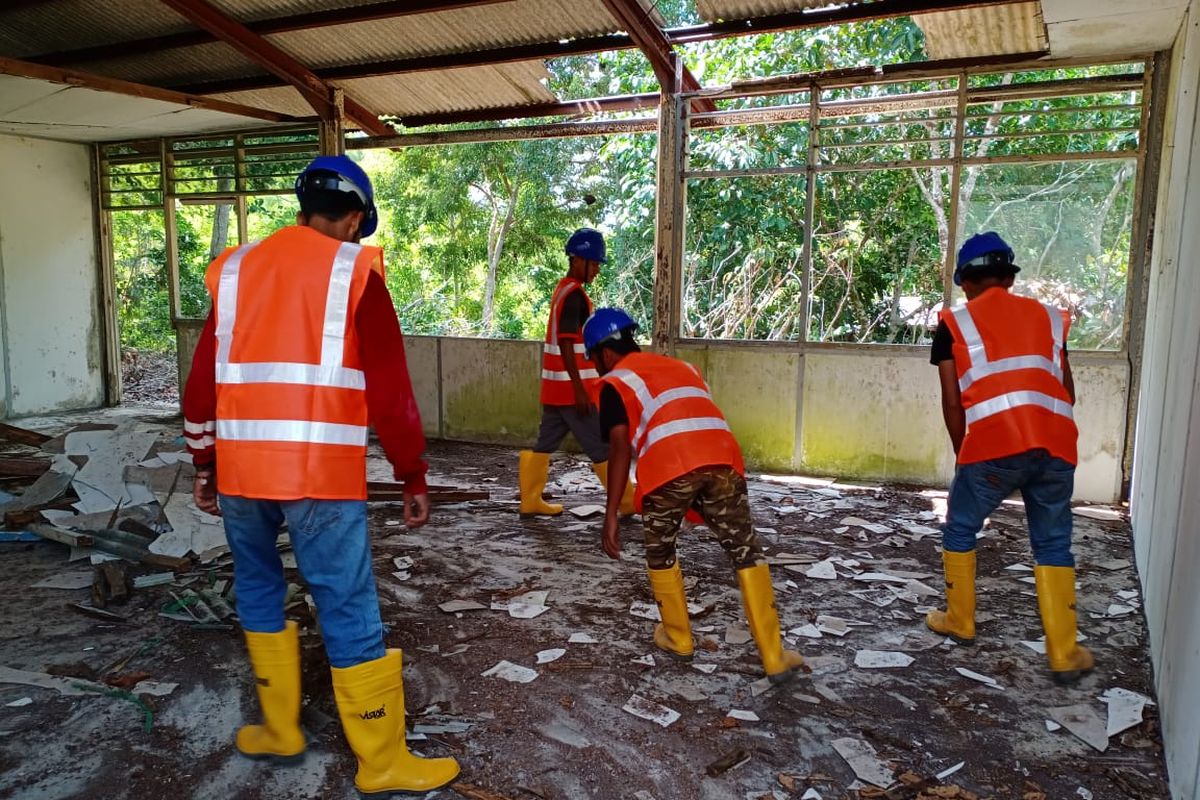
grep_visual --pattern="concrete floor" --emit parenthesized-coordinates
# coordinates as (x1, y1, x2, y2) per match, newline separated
(0, 407, 1170, 799)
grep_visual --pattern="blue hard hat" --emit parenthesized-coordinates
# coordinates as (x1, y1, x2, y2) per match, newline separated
(295, 155, 378, 238)
(583, 307, 638, 359)
(565, 227, 607, 263)
(955, 231, 1018, 286)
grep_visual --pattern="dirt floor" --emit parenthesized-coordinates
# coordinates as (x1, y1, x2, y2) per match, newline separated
(0, 408, 1170, 800)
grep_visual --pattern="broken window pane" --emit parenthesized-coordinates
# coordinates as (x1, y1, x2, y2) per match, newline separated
(176, 200, 239, 320)
(809, 167, 949, 344)
(682, 175, 806, 341)
(957, 159, 1136, 351)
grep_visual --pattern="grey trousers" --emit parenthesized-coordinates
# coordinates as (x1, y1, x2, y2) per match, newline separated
(533, 405, 609, 463)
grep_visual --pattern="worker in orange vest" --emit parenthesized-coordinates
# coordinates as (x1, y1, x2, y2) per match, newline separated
(182, 156, 459, 794)
(927, 231, 1093, 685)
(583, 308, 806, 683)
(519, 228, 634, 518)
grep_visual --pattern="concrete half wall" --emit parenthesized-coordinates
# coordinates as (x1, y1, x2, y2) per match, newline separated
(0, 134, 103, 418)
(1131, 3, 1200, 797)
(407, 336, 1129, 503)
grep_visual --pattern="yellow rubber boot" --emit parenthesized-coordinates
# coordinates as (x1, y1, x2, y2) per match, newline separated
(1035, 565, 1095, 685)
(736, 562, 807, 683)
(331, 650, 460, 796)
(647, 563, 694, 660)
(925, 550, 977, 645)
(519, 450, 562, 518)
(592, 460, 637, 516)
(236, 620, 306, 762)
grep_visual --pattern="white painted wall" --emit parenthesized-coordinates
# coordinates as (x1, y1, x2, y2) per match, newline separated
(0, 134, 103, 417)
(1130, 4, 1200, 798)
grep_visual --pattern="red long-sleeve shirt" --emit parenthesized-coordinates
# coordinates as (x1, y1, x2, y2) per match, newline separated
(182, 269, 429, 495)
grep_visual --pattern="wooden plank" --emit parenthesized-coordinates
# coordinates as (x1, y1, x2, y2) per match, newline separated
(0, 422, 51, 446)
(0, 457, 51, 478)
(160, 0, 391, 135)
(598, 0, 715, 112)
(0, 56, 297, 123)
(27, 522, 93, 548)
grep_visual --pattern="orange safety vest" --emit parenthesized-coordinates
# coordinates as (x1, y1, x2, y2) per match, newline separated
(540, 277, 599, 405)
(600, 351, 744, 508)
(940, 288, 1078, 466)
(205, 225, 385, 500)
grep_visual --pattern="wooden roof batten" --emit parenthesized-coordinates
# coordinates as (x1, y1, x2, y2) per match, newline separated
(156, 0, 393, 136)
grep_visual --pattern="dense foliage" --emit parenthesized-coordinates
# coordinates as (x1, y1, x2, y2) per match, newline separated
(111, 13, 1139, 360)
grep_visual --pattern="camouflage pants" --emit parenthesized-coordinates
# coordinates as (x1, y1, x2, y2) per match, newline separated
(640, 466, 763, 570)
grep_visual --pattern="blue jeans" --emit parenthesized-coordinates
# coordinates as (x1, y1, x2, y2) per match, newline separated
(943, 449, 1075, 567)
(220, 495, 385, 668)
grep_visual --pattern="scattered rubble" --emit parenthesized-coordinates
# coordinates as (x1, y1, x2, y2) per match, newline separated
(0, 420, 1168, 800)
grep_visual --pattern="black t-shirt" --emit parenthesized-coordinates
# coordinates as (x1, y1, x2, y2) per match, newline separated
(930, 319, 1067, 365)
(599, 384, 628, 442)
(930, 320, 955, 364)
(558, 289, 588, 335)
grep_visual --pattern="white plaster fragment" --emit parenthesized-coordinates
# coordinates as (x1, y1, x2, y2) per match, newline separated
(481, 660, 538, 683)
(622, 694, 679, 727)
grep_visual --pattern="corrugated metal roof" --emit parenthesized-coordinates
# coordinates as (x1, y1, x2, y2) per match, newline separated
(0, 0, 190, 59)
(214, 60, 556, 119)
(269, 1, 637, 68)
(0, 0, 649, 127)
(915, 2, 1048, 59)
(695, 0, 832, 21)
(71, 44, 265, 88)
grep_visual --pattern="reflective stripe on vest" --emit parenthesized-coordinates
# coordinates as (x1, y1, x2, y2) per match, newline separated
(216, 418, 368, 447)
(950, 301, 1070, 425)
(215, 241, 367, 389)
(541, 278, 598, 404)
(605, 367, 727, 457)
(541, 368, 601, 381)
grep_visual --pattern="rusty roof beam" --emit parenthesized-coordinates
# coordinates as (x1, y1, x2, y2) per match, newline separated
(393, 91, 662, 127)
(599, 0, 715, 112)
(0, 55, 298, 123)
(158, 0, 392, 136)
(28, 1, 515, 67)
(169, 0, 1035, 97)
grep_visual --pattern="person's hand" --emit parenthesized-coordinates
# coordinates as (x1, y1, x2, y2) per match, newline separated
(601, 513, 621, 560)
(574, 385, 592, 418)
(404, 491, 430, 529)
(193, 467, 220, 516)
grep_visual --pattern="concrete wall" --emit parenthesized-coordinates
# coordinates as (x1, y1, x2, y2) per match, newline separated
(1131, 4, 1200, 798)
(408, 335, 1130, 502)
(0, 134, 103, 418)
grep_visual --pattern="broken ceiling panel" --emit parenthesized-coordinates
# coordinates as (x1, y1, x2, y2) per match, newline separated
(696, 0, 832, 20)
(915, 2, 1049, 60)
(0, 75, 287, 142)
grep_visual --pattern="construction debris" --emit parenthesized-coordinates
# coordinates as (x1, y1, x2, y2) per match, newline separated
(854, 651, 914, 669)
(706, 747, 752, 777)
(30, 570, 93, 590)
(622, 694, 680, 728)
(832, 737, 896, 788)
(1048, 704, 1110, 752)
(954, 668, 1001, 688)
(536, 649, 566, 664)
(1101, 688, 1151, 737)
(481, 661, 538, 684)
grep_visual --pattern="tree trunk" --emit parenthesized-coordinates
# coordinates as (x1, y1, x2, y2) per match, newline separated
(481, 177, 520, 333)
(209, 178, 235, 261)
